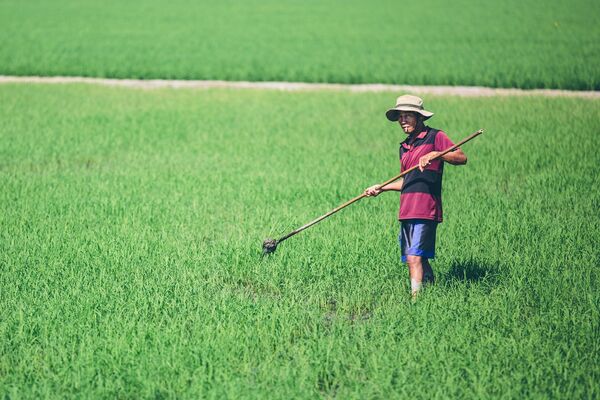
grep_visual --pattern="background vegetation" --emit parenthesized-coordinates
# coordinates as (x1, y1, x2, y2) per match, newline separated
(0, 0, 599, 89)
(1, 85, 598, 398)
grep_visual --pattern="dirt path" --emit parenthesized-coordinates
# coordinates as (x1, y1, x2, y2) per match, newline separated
(1, 75, 598, 98)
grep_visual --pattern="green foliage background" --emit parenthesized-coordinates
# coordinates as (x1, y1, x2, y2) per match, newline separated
(1, 85, 598, 397)
(0, 0, 599, 89)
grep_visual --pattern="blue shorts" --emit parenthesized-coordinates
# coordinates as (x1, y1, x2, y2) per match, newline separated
(399, 219, 438, 262)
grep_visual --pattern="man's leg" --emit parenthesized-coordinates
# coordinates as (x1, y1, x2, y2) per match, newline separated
(423, 259, 435, 284)
(406, 255, 424, 296)
(401, 220, 437, 296)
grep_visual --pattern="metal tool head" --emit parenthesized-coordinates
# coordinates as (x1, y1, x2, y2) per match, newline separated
(262, 238, 279, 255)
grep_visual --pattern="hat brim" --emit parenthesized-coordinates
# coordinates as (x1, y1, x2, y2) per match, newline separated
(386, 107, 434, 122)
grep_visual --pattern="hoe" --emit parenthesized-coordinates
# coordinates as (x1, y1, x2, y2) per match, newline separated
(263, 129, 484, 255)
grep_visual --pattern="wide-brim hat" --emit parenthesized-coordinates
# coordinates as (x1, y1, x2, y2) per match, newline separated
(385, 94, 434, 121)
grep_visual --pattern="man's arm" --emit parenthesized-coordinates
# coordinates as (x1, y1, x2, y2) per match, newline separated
(364, 178, 404, 197)
(381, 178, 404, 192)
(441, 148, 467, 165)
(418, 149, 467, 171)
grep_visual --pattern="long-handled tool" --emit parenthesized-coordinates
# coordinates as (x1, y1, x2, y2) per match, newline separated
(262, 129, 484, 255)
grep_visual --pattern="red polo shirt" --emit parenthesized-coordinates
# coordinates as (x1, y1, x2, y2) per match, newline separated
(399, 127, 455, 222)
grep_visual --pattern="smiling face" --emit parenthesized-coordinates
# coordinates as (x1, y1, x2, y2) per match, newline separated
(398, 111, 420, 134)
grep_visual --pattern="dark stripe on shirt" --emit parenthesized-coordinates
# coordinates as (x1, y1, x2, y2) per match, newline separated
(402, 170, 442, 196)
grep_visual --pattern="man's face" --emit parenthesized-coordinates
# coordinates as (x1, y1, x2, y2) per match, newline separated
(398, 111, 419, 134)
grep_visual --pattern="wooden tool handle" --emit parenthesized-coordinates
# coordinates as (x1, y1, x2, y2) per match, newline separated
(277, 128, 484, 243)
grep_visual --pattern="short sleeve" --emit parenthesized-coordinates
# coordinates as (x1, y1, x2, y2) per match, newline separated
(434, 130, 455, 152)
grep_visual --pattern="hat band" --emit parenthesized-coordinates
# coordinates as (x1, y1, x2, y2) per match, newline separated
(395, 104, 423, 110)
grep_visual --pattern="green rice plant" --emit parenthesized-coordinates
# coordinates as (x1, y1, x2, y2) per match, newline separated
(0, 84, 599, 398)
(0, 0, 599, 89)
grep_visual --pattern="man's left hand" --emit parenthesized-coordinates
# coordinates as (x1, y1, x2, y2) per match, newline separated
(418, 151, 440, 172)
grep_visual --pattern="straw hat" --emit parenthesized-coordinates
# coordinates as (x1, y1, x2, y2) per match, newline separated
(385, 95, 434, 121)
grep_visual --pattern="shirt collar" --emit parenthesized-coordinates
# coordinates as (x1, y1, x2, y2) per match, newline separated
(416, 129, 428, 139)
(401, 126, 429, 149)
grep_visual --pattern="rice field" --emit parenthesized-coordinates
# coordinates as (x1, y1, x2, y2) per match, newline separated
(0, 0, 599, 90)
(1, 84, 599, 398)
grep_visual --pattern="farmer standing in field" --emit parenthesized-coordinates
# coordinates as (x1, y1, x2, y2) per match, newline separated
(364, 95, 467, 298)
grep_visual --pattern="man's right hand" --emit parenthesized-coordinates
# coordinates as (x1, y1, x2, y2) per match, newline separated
(364, 184, 383, 197)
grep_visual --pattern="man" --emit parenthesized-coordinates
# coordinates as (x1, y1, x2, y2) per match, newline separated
(364, 95, 467, 298)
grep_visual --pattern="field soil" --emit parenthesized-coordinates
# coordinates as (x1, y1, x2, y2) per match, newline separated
(1, 76, 600, 98)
